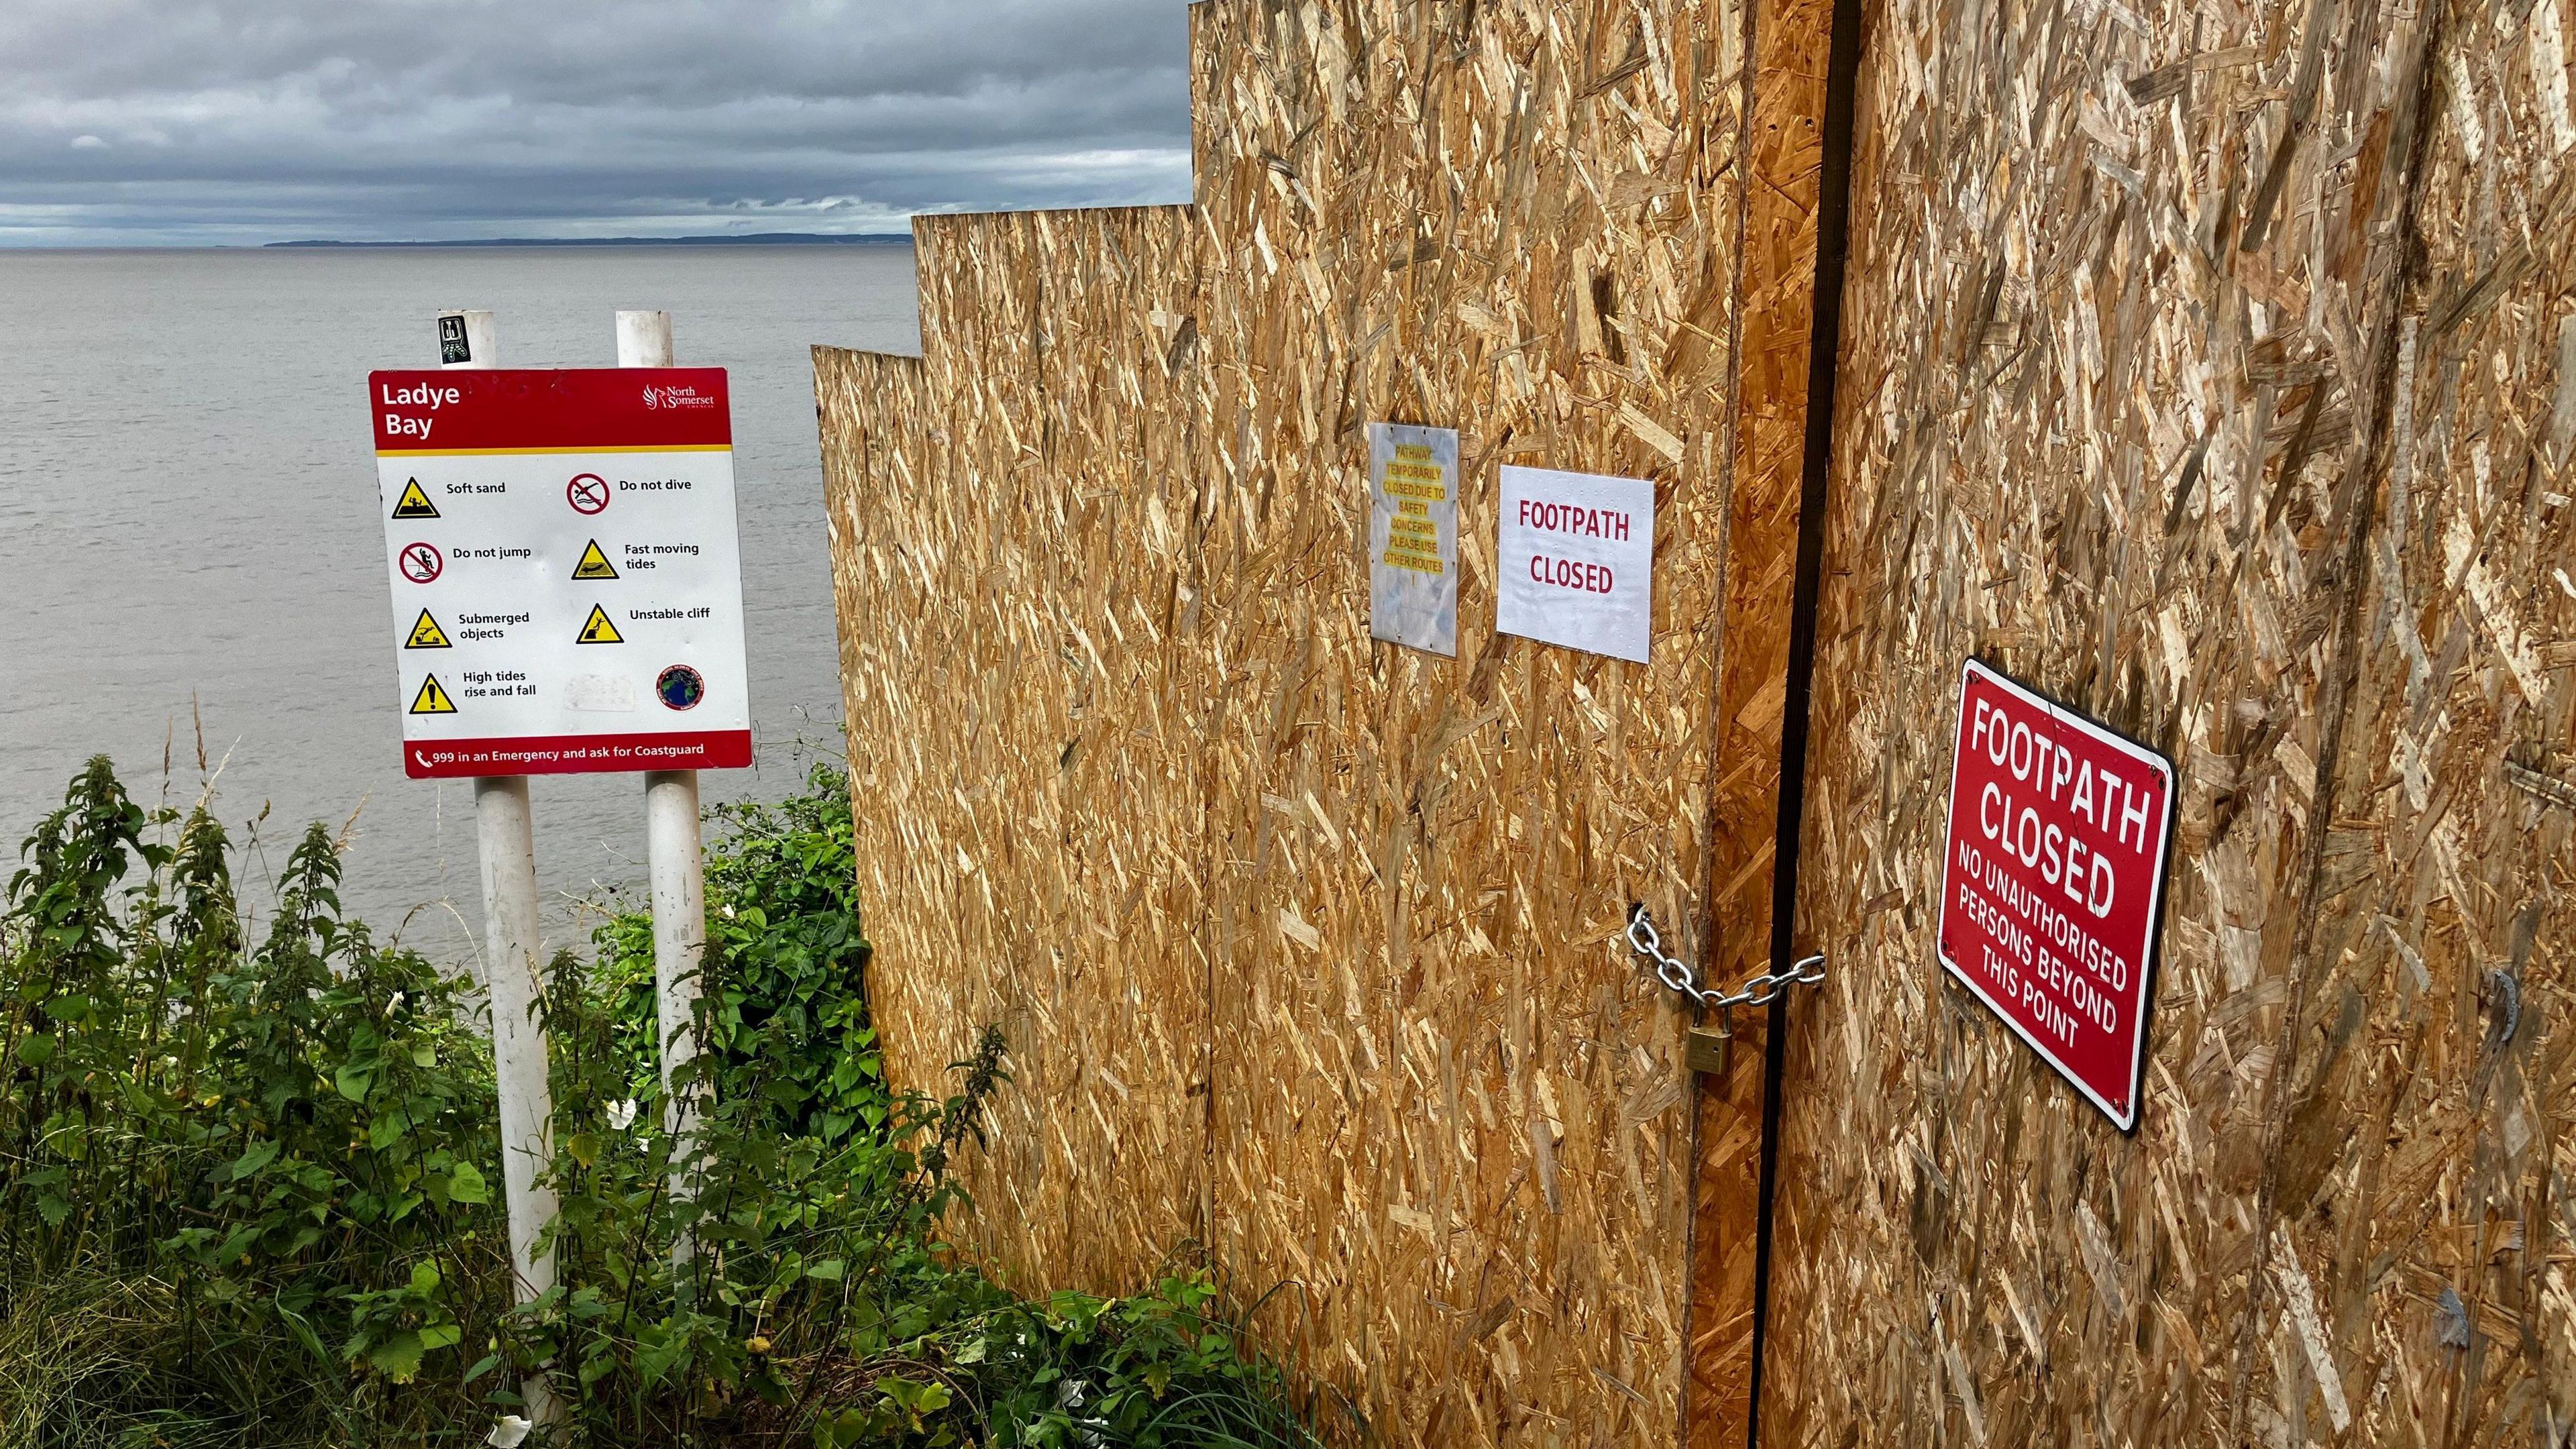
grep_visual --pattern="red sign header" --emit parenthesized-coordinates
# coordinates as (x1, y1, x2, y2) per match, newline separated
(1937, 660, 2174, 1130)
(370, 368, 732, 452)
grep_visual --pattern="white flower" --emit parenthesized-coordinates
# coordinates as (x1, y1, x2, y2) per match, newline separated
(1053, 1383, 1107, 1448)
(606, 1099, 639, 1132)
(488, 1415, 533, 1448)
(387, 991, 407, 1012)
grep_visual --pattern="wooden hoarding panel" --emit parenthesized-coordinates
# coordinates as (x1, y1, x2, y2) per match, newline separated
(2279, 6, 2576, 1434)
(816, 204, 1215, 1294)
(1187, 5, 1748, 1440)
(817, 0, 1841, 1438)
(1764, 0, 2572, 1442)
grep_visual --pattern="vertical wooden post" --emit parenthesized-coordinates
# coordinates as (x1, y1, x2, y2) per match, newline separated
(1686, 0, 1843, 1437)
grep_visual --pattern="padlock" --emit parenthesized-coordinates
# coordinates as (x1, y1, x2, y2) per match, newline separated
(1685, 1024, 1730, 1076)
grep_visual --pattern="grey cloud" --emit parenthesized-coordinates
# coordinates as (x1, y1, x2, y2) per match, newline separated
(0, 0, 1195, 244)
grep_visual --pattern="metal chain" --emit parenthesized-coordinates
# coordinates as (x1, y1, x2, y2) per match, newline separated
(1625, 903, 1825, 1012)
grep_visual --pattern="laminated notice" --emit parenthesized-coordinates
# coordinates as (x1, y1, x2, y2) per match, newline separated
(1495, 465, 1655, 663)
(1366, 422, 1459, 657)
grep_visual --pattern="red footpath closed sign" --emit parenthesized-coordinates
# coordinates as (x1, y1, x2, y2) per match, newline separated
(1937, 659, 2175, 1130)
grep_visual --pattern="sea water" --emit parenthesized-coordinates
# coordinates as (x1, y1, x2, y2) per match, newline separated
(0, 244, 919, 963)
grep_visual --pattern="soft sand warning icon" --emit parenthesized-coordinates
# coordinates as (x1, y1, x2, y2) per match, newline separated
(573, 539, 619, 580)
(392, 478, 441, 519)
(409, 675, 458, 714)
(405, 610, 452, 649)
(576, 604, 624, 645)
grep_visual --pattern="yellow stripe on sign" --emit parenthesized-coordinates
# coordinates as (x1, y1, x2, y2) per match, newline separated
(375, 443, 735, 457)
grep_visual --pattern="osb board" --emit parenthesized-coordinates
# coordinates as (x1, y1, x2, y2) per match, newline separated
(813, 202, 1215, 1294)
(817, 0, 1835, 1440)
(1689, 0, 1835, 1436)
(2286, 4, 2576, 1438)
(1762, 0, 2573, 1441)
(1185, 1, 1753, 1440)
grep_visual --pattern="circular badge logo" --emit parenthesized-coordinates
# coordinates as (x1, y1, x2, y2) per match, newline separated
(655, 664, 705, 712)
(398, 541, 444, 584)
(566, 473, 611, 515)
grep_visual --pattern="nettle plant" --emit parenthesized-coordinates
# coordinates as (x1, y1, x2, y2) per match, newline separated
(0, 758, 1332, 1448)
(0, 757, 510, 1442)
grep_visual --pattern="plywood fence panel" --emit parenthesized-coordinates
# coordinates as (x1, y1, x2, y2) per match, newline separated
(1183, 1, 1761, 1441)
(1763, 0, 2573, 1443)
(818, 0, 1839, 1438)
(2284, 7, 2576, 1437)
(817, 203, 1214, 1291)
(983, 205, 1216, 1293)
(1688, 0, 1833, 1437)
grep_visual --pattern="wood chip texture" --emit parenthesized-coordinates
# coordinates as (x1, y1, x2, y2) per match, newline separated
(1764, 0, 2576, 1442)
(815, 0, 1831, 1442)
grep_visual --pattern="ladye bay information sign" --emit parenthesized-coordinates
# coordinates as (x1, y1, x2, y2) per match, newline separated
(370, 368, 752, 779)
(1366, 422, 1458, 656)
(1495, 465, 1655, 663)
(1937, 659, 2174, 1130)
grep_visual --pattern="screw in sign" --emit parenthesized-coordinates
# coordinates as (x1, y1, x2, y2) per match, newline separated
(398, 541, 444, 584)
(1935, 659, 2175, 1131)
(566, 473, 611, 515)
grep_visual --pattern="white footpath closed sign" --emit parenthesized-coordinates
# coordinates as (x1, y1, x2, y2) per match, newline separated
(1495, 465, 1656, 663)
(370, 367, 752, 778)
(1366, 422, 1459, 656)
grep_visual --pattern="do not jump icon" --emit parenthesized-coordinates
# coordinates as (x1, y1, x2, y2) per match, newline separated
(398, 541, 444, 584)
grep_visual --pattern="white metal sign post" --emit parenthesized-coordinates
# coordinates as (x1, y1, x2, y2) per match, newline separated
(382, 311, 752, 1420)
(430, 311, 560, 1430)
(614, 309, 708, 1255)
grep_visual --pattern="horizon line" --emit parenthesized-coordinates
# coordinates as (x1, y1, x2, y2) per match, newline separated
(0, 231, 918, 251)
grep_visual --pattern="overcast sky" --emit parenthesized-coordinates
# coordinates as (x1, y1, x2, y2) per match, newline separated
(0, 0, 1194, 246)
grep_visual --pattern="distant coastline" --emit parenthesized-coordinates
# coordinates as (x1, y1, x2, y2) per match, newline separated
(265, 232, 912, 249)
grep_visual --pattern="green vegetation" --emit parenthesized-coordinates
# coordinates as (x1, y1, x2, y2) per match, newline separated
(0, 758, 1328, 1448)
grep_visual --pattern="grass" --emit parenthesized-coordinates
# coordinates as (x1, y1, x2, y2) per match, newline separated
(0, 757, 1334, 1448)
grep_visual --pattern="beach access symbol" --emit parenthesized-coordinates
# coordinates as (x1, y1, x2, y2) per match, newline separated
(576, 605, 623, 645)
(392, 478, 441, 519)
(574, 540, 619, 580)
(410, 674, 458, 715)
(406, 610, 452, 649)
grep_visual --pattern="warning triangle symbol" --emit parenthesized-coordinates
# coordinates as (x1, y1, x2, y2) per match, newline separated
(391, 478, 441, 519)
(572, 539, 619, 580)
(405, 610, 453, 649)
(409, 674, 458, 715)
(576, 604, 624, 645)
